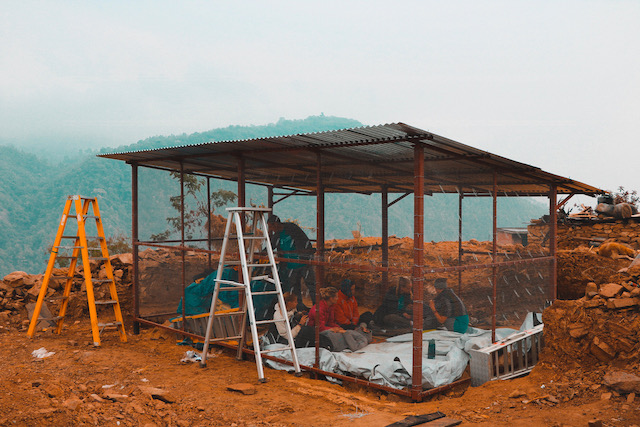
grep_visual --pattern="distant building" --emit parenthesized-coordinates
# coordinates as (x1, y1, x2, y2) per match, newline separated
(496, 228, 528, 246)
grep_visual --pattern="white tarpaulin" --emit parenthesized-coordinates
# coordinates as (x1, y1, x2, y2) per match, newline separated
(263, 314, 541, 390)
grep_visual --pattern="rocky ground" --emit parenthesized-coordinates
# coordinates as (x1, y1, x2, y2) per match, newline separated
(2, 240, 640, 426)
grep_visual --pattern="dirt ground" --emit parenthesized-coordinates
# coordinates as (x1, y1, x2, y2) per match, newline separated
(2, 240, 640, 426)
(0, 322, 637, 427)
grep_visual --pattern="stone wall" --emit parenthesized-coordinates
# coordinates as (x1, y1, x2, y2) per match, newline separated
(528, 219, 640, 250)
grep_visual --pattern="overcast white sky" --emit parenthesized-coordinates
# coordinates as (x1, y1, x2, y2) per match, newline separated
(1, 1, 638, 194)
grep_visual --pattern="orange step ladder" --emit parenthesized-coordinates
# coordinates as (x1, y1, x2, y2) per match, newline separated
(27, 195, 127, 346)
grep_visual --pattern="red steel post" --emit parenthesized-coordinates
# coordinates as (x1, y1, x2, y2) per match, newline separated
(492, 172, 498, 342)
(411, 143, 425, 401)
(131, 163, 140, 334)
(180, 164, 187, 331)
(207, 177, 212, 269)
(381, 186, 389, 302)
(549, 184, 558, 300)
(458, 189, 463, 295)
(237, 156, 246, 306)
(315, 152, 325, 369)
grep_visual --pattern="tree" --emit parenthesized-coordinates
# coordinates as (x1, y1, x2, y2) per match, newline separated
(151, 172, 237, 241)
(611, 186, 639, 208)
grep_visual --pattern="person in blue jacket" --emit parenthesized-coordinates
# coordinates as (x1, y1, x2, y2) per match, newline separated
(267, 215, 316, 310)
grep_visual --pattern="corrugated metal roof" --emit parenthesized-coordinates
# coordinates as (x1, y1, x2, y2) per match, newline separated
(98, 123, 604, 197)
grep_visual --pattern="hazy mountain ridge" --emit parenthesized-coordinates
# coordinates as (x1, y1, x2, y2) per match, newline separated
(0, 115, 546, 277)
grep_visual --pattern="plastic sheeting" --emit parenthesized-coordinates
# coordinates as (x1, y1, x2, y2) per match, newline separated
(264, 314, 542, 390)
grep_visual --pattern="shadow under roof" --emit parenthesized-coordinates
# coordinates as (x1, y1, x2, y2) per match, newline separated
(99, 122, 603, 197)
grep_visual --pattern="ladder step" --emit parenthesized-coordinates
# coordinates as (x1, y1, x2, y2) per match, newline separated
(91, 279, 114, 283)
(39, 316, 63, 322)
(54, 245, 84, 249)
(255, 319, 278, 325)
(95, 300, 117, 305)
(81, 197, 96, 201)
(261, 346, 295, 355)
(206, 335, 243, 343)
(57, 255, 78, 259)
(215, 280, 244, 287)
(242, 236, 268, 240)
(98, 322, 122, 328)
(83, 215, 100, 219)
(223, 261, 270, 268)
(251, 291, 280, 296)
(61, 235, 104, 240)
(51, 276, 73, 280)
(88, 257, 108, 261)
(46, 296, 69, 301)
(212, 311, 246, 317)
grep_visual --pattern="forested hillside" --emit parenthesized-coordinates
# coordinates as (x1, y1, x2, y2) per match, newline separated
(0, 115, 546, 277)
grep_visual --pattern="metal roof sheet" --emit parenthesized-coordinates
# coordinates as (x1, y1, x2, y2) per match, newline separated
(98, 123, 604, 197)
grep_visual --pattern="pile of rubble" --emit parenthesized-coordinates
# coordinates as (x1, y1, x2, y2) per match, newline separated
(0, 253, 134, 331)
(543, 278, 640, 372)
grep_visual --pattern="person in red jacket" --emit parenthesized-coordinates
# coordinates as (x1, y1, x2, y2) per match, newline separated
(307, 287, 345, 333)
(333, 279, 373, 330)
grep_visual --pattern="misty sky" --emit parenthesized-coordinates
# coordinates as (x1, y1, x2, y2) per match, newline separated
(1, 1, 638, 193)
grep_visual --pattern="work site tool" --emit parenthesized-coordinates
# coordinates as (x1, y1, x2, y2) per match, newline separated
(199, 207, 301, 381)
(26, 195, 127, 346)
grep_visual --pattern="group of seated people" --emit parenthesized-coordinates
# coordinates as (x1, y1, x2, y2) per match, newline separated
(265, 276, 469, 350)
(373, 276, 469, 334)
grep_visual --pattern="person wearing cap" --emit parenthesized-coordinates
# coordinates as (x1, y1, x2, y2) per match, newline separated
(428, 278, 469, 333)
(267, 214, 316, 310)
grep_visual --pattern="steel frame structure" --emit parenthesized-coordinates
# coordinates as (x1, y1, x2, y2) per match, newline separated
(101, 123, 601, 401)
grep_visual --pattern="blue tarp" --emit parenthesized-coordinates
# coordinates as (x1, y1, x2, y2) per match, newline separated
(176, 268, 278, 320)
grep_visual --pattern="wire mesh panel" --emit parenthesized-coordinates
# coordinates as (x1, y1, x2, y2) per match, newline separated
(130, 163, 554, 398)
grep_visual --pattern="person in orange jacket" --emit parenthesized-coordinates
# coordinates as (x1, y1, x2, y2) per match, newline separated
(333, 279, 372, 330)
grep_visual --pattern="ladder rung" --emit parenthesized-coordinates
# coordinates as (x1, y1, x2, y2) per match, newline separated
(61, 235, 104, 240)
(212, 311, 246, 317)
(206, 335, 242, 343)
(242, 236, 268, 240)
(261, 346, 294, 354)
(39, 316, 63, 322)
(251, 291, 279, 296)
(95, 300, 117, 305)
(51, 276, 73, 280)
(98, 322, 122, 328)
(85, 236, 104, 240)
(54, 245, 84, 249)
(255, 319, 277, 325)
(83, 215, 100, 219)
(88, 257, 108, 261)
(215, 280, 244, 287)
(46, 296, 69, 301)
(87, 247, 103, 251)
(91, 279, 113, 283)
(57, 256, 78, 259)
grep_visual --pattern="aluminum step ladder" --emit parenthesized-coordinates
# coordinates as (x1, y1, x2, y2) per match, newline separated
(26, 195, 127, 346)
(199, 207, 301, 381)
